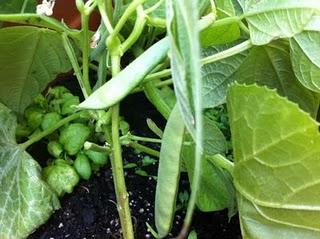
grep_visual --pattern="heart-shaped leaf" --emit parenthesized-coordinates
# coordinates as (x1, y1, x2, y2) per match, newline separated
(0, 103, 59, 239)
(0, 26, 71, 113)
(243, 0, 320, 45)
(290, 31, 320, 93)
(227, 84, 320, 238)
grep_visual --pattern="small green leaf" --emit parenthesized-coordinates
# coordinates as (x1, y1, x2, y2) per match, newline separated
(227, 84, 320, 238)
(0, 103, 59, 238)
(243, 0, 320, 45)
(290, 31, 320, 93)
(182, 117, 234, 212)
(0, 26, 71, 113)
(188, 230, 197, 239)
(200, 22, 240, 47)
(155, 105, 184, 238)
(200, 0, 241, 47)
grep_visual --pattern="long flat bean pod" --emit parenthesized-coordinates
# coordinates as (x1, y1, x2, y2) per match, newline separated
(155, 104, 185, 238)
(78, 38, 169, 109)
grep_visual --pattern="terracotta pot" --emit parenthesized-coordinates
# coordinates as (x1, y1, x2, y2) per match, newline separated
(51, 0, 100, 30)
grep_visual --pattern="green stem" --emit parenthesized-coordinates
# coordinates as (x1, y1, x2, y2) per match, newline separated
(120, 6, 146, 54)
(97, 0, 114, 33)
(122, 134, 162, 144)
(106, 0, 114, 22)
(20, 111, 83, 149)
(111, 0, 147, 39)
(144, 69, 171, 82)
(132, 79, 173, 93)
(201, 39, 252, 65)
(144, 39, 252, 83)
(62, 33, 88, 98)
(84, 141, 111, 153)
(207, 154, 234, 175)
(144, 0, 165, 14)
(110, 55, 134, 239)
(127, 142, 160, 157)
(143, 82, 171, 119)
(81, 13, 92, 96)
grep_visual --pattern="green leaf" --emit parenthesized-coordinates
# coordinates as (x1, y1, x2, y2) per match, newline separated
(201, 43, 248, 108)
(166, 0, 202, 138)
(182, 117, 234, 212)
(144, 0, 209, 20)
(290, 31, 320, 93)
(233, 41, 320, 117)
(200, 0, 241, 47)
(243, 0, 320, 45)
(0, 26, 71, 113)
(200, 23, 240, 47)
(0, 14, 73, 33)
(227, 84, 320, 239)
(0, 0, 36, 13)
(155, 105, 184, 238)
(0, 103, 59, 238)
(216, 0, 236, 16)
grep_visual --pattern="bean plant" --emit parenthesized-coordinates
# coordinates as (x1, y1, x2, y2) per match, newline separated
(0, 0, 320, 238)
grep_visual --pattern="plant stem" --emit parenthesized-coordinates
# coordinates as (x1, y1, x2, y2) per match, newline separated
(143, 82, 171, 119)
(20, 111, 83, 149)
(144, 69, 171, 82)
(110, 55, 134, 239)
(111, 0, 147, 39)
(120, 5, 146, 54)
(207, 154, 234, 175)
(127, 142, 160, 157)
(62, 33, 88, 98)
(132, 79, 173, 93)
(122, 134, 162, 143)
(84, 141, 111, 153)
(81, 13, 92, 96)
(143, 40, 252, 83)
(201, 39, 252, 65)
(105, 0, 113, 22)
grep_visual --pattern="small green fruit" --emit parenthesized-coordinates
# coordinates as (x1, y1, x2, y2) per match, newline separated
(47, 141, 63, 158)
(85, 150, 108, 165)
(59, 123, 91, 155)
(74, 153, 92, 180)
(43, 159, 79, 197)
(41, 112, 62, 130)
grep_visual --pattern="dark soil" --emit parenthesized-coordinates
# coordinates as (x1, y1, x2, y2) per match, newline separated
(28, 80, 241, 239)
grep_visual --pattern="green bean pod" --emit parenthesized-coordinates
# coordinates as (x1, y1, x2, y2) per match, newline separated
(155, 105, 185, 238)
(78, 38, 169, 109)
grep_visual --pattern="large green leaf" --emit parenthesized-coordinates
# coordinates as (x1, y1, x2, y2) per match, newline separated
(233, 41, 320, 117)
(243, 0, 320, 45)
(290, 31, 320, 93)
(201, 43, 248, 108)
(0, 103, 59, 239)
(227, 84, 320, 239)
(0, 0, 36, 13)
(0, 26, 71, 113)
